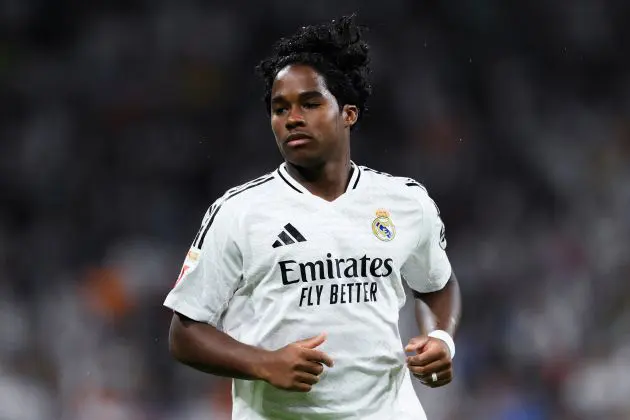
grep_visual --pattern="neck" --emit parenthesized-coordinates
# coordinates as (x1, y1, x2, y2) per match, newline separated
(285, 156, 352, 202)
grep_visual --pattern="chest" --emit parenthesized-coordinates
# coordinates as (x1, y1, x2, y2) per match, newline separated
(240, 196, 422, 279)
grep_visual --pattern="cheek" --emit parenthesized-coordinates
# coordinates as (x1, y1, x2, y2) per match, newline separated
(318, 108, 341, 130)
(325, 111, 343, 133)
(270, 118, 284, 138)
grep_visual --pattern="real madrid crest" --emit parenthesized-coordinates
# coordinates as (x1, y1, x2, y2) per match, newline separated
(372, 209, 396, 241)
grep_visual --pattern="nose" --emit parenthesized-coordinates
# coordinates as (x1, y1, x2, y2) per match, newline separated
(285, 106, 305, 130)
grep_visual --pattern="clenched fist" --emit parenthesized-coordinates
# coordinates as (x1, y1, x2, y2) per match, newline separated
(259, 333, 334, 392)
(405, 336, 453, 388)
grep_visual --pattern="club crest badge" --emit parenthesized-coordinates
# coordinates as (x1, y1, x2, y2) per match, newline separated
(372, 209, 396, 241)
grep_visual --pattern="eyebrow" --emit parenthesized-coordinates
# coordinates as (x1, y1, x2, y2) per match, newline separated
(271, 90, 324, 104)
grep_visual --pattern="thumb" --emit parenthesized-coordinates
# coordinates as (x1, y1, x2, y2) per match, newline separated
(405, 336, 429, 353)
(296, 332, 327, 349)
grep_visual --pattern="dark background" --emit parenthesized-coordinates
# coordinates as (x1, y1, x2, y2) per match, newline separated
(1, 1, 629, 419)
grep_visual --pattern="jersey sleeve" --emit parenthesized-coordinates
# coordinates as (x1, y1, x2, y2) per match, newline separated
(401, 188, 452, 293)
(163, 198, 243, 326)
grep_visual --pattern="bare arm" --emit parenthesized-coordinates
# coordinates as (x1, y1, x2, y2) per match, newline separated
(405, 272, 461, 387)
(168, 312, 334, 392)
(168, 312, 267, 380)
(412, 272, 461, 337)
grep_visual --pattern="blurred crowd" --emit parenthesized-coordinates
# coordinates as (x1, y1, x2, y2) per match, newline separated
(1, 1, 629, 419)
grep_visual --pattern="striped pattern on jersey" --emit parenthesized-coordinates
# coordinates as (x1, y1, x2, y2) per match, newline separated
(360, 166, 427, 191)
(192, 173, 275, 249)
(361, 166, 437, 213)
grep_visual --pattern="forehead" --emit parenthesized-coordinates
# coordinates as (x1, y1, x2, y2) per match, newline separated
(271, 64, 330, 99)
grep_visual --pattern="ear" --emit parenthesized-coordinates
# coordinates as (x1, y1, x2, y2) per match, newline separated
(342, 105, 359, 128)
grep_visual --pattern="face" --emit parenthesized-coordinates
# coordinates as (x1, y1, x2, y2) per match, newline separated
(270, 64, 358, 167)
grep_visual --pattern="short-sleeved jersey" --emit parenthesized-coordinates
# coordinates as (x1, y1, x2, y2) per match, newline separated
(164, 162, 452, 420)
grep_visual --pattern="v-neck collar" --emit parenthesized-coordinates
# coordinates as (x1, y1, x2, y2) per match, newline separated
(277, 161, 362, 201)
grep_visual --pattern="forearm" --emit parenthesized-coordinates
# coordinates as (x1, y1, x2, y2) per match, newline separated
(412, 272, 461, 337)
(169, 312, 267, 380)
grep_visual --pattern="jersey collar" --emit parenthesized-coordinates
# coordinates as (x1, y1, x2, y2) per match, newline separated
(277, 161, 362, 195)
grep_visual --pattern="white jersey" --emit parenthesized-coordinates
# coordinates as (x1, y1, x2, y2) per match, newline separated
(164, 161, 452, 420)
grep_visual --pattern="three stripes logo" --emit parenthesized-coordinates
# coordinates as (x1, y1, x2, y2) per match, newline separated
(272, 223, 307, 248)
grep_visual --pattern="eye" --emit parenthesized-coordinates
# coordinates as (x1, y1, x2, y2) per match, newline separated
(303, 102, 320, 109)
(273, 107, 287, 115)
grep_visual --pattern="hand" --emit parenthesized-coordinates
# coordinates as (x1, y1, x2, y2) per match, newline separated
(259, 333, 334, 392)
(405, 336, 453, 388)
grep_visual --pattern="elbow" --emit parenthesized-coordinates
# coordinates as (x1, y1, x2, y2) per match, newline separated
(168, 327, 182, 361)
(168, 331, 181, 361)
(168, 315, 188, 363)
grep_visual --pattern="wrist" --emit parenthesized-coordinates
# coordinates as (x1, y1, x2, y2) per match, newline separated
(248, 348, 273, 382)
(428, 329, 455, 359)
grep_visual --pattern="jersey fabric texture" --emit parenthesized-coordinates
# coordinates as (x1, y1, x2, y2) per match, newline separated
(164, 161, 452, 420)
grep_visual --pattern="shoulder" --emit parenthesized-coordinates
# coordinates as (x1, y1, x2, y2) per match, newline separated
(358, 164, 439, 212)
(205, 170, 279, 220)
(220, 171, 278, 204)
(192, 171, 278, 248)
(359, 165, 428, 195)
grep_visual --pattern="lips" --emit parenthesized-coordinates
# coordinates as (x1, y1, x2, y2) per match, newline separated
(285, 132, 313, 146)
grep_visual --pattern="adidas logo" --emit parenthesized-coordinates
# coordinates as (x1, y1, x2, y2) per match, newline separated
(272, 223, 307, 248)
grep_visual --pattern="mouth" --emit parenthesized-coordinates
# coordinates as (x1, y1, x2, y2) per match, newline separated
(285, 133, 313, 147)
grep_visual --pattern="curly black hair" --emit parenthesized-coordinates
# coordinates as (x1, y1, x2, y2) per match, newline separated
(256, 14, 372, 126)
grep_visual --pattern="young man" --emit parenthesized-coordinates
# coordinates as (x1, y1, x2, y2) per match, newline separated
(164, 15, 461, 420)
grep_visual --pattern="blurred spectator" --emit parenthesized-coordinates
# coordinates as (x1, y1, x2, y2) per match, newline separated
(1, 1, 629, 419)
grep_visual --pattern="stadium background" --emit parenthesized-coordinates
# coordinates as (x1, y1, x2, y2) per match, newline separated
(1, 1, 629, 419)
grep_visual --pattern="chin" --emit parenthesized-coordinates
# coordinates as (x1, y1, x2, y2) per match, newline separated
(283, 150, 325, 169)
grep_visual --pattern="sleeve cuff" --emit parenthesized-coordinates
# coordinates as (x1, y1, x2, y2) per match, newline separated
(163, 297, 214, 325)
